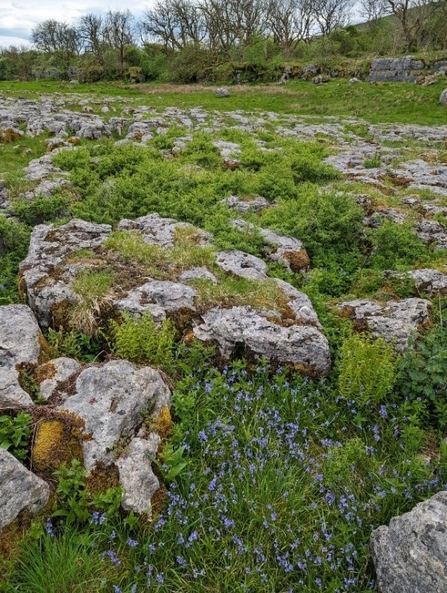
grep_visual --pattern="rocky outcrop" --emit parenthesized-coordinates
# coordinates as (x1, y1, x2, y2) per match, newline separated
(384, 268, 447, 297)
(0, 448, 50, 531)
(440, 89, 447, 105)
(336, 298, 431, 353)
(19, 219, 112, 329)
(0, 305, 43, 409)
(370, 491, 447, 593)
(193, 305, 331, 376)
(367, 57, 426, 83)
(56, 360, 171, 472)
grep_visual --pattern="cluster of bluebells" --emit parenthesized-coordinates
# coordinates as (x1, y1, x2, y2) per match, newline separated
(104, 364, 447, 592)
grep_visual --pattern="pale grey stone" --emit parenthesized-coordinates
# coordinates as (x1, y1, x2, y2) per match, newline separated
(216, 250, 268, 280)
(440, 88, 447, 105)
(193, 306, 331, 375)
(117, 435, 161, 514)
(38, 357, 81, 401)
(0, 304, 42, 370)
(118, 213, 212, 248)
(20, 220, 111, 328)
(337, 298, 431, 352)
(0, 448, 50, 531)
(216, 87, 230, 98)
(370, 491, 447, 593)
(59, 360, 171, 472)
(116, 281, 196, 319)
(221, 195, 270, 212)
(0, 369, 34, 409)
(179, 267, 218, 284)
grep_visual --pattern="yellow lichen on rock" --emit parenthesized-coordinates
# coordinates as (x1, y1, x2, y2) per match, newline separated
(32, 414, 84, 472)
(151, 406, 173, 440)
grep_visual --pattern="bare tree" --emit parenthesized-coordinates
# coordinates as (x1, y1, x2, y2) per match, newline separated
(199, 0, 267, 55)
(265, 0, 315, 53)
(358, 0, 390, 23)
(78, 13, 105, 66)
(140, 0, 206, 50)
(31, 19, 81, 73)
(384, 0, 442, 51)
(312, 0, 354, 35)
(103, 10, 135, 73)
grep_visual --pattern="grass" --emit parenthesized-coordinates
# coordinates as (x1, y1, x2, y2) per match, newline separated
(1, 79, 447, 592)
(1, 79, 447, 125)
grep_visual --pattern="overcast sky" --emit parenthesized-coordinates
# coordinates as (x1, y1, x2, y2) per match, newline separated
(0, 1, 152, 48)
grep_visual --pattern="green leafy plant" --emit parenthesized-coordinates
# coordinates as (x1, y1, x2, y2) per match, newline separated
(110, 312, 176, 373)
(338, 332, 397, 405)
(398, 317, 447, 428)
(0, 411, 33, 461)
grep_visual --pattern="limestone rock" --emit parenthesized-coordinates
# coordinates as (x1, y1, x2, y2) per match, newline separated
(0, 448, 50, 531)
(0, 305, 43, 409)
(370, 490, 447, 593)
(221, 195, 270, 213)
(115, 280, 197, 320)
(116, 435, 161, 514)
(0, 305, 42, 370)
(216, 87, 230, 98)
(0, 369, 34, 408)
(216, 250, 268, 280)
(38, 357, 81, 401)
(19, 220, 112, 328)
(179, 267, 218, 284)
(59, 360, 171, 472)
(193, 305, 331, 376)
(118, 213, 211, 248)
(367, 57, 426, 83)
(337, 298, 431, 352)
(440, 88, 447, 105)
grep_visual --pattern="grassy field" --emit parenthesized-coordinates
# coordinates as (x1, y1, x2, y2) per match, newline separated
(1, 78, 447, 124)
(1, 79, 447, 592)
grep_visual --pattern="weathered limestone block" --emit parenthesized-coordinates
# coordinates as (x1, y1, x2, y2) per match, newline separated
(337, 298, 431, 352)
(59, 360, 171, 472)
(370, 491, 447, 593)
(216, 250, 268, 280)
(116, 435, 161, 514)
(0, 448, 50, 531)
(193, 305, 331, 376)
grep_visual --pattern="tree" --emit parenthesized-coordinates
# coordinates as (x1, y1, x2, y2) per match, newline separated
(103, 10, 135, 74)
(31, 20, 81, 75)
(140, 0, 206, 51)
(384, 0, 443, 51)
(312, 0, 355, 36)
(265, 0, 315, 54)
(77, 13, 105, 67)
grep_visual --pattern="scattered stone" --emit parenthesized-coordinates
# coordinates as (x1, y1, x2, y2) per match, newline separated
(179, 267, 218, 284)
(440, 88, 447, 105)
(336, 297, 431, 352)
(385, 268, 447, 296)
(216, 88, 230, 98)
(118, 214, 212, 248)
(349, 77, 361, 84)
(59, 360, 171, 472)
(221, 195, 270, 212)
(0, 448, 50, 531)
(38, 357, 81, 401)
(313, 75, 329, 84)
(116, 435, 161, 514)
(115, 280, 197, 320)
(215, 250, 268, 280)
(370, 490, 447, 593)
(193, 305, 331, 376)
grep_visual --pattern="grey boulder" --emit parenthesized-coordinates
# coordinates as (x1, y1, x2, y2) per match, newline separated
(370, 490, 447, 593)
(59, 360, 171, 472)
(0, 448, 50, 531)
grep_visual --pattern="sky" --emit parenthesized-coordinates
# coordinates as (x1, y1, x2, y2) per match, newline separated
(0, 1, 152, 48)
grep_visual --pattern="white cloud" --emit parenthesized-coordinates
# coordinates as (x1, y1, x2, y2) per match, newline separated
(0, 1, 153, 48)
